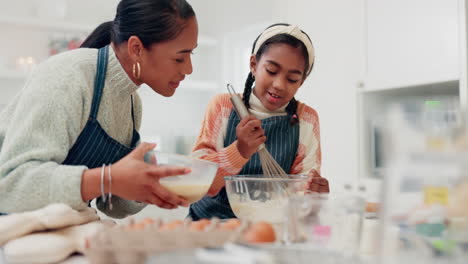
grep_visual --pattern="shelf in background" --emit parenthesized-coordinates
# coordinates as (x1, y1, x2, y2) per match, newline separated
(140, 81, 218, 94)
(0, 16, 219, 47)
(180, 80, 218, 91)
(0, 69, 219, 92)
(0, 15, 94, 33)
(358, 80, 459, 97)
(0, 69, 28, 80)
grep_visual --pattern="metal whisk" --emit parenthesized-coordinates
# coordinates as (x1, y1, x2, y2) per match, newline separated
(227, 84, 289, 180)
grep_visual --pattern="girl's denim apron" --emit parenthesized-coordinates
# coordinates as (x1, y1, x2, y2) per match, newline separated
(189, 110, 299, 220)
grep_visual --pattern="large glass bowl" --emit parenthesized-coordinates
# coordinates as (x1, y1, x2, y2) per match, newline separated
(224, 175, 310, 224)
(144, 151, 218, 203)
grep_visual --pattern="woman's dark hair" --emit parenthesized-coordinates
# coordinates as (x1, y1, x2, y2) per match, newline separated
(243, 23, 312, 126)
(81, 0, 195, 49)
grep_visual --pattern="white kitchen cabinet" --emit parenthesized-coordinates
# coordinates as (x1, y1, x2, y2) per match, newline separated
(364, 0, 459, 91)
(356, 0, 467, 181)
(267, 0, 464, 189)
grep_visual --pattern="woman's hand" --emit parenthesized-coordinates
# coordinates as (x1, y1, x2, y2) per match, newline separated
(307, 169, 329, 193)
(236, 115, 266, 159)
(111, 143, 190, 209)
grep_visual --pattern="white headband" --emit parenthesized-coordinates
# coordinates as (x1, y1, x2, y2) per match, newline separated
(253, 24, 315, 75)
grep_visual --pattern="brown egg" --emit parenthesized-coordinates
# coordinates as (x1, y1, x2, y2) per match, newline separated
(128, 222, 147, 230)
(365, 202, 380, 213)
(159, 220, 184, 231)
(139, 218, 156, 226)
(243, 221, 276, 243)
(219, 219, 242, 231)
(189, 219, 211, 231)
(124, 218, 156, 231)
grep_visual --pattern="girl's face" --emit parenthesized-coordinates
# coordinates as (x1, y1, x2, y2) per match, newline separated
(141, 17, 199, 97)
(250, 43, 306, 111)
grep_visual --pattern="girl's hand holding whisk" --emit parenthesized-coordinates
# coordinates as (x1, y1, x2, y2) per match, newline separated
(307, 169, 330, 193)
(236, 115, 267, 159)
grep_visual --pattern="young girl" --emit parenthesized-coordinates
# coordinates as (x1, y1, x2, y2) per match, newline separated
(189, 23, 329, 220)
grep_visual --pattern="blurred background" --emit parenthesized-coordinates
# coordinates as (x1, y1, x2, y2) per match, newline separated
(0, 0, 466, 225)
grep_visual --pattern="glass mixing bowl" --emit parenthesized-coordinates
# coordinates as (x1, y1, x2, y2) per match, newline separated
(224, 175, 310, 224)
(144, 151, 218, 203)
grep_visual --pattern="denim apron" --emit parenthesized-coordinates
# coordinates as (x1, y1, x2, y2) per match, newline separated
(62, 45, 140, 168)
(0, 46, 139, 216)
(62, 45, 140, 205)
(189, 110, 299, 220)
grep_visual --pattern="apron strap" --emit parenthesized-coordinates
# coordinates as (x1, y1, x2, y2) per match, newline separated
(89, 45, 109, 120)
(130, 95, 136, 130)
(130, 94, 140, 146)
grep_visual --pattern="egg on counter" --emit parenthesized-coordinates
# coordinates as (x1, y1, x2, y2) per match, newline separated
(158, 220, 184, 231)
(243, 221, 276, 243)
(124, 218, 156, 230)
(188, 219, 211, 231)
(219, 219, 241, 231)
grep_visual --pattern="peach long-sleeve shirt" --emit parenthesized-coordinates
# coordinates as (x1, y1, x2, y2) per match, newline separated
(191, 93, 322, 194)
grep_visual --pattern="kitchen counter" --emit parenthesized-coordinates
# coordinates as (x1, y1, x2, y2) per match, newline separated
(0, 250, 89, 264)
(0, 245, 363, 264)
(0, 249, 5, 264)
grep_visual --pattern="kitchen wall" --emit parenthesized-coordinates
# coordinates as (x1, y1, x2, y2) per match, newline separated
(274, 0, 366, 190)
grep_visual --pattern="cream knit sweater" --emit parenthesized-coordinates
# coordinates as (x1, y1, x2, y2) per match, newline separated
(0, 46, 146, 218)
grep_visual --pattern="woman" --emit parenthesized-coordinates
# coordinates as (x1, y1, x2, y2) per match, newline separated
(0, 0, 198, 218)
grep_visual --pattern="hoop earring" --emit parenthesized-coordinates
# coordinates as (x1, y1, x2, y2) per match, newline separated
(132, 62, 141, 80)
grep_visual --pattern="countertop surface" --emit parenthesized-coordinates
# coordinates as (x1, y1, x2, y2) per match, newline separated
(0, 245, 365, 264)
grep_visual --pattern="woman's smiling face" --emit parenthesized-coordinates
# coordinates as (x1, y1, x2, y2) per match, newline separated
(250, 43, 306, 111)
(141, 17, 199, 97)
